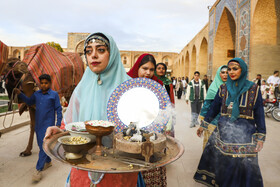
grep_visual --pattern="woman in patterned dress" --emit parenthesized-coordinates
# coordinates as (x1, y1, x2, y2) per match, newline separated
(194, 58, 266, 187)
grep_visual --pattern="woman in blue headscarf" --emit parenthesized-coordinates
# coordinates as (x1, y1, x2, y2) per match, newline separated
(197, 65, 228, 149)
(194, 58, 266, 187)
(45, 32, 138, 187)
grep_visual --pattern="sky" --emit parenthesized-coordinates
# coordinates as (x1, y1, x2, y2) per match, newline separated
(0, 0, 217, 52)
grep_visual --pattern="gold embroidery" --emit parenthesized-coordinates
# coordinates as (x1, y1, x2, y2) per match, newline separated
(214, 132, 262, 157)
(196, 169, 215, 178)
(199, 115, 205, 120)
(221, 113, 254, 119)
(215, 146, 257, 157)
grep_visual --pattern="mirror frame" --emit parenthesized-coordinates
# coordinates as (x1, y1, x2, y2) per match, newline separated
(107, 78, 171, 133)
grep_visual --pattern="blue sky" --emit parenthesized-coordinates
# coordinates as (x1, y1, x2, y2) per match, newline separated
(0, 0, 216, 52)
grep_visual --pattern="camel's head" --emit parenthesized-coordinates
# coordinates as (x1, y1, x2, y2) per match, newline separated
(3, 58, 28, 76)
(3, 58, 30, 102)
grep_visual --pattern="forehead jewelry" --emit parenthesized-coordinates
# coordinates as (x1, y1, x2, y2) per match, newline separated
(228, 61, 240, 67)
(88, 38, 106, 46)
(221, 67, 227, 72)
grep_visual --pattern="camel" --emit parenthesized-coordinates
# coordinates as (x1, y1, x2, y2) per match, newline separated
(2, 43, 85, 157)
(3, 58, 38, 156)
(3, 53, 84, 156)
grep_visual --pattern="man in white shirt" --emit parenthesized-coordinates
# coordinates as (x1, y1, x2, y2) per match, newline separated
(267, 71, 280, 86)
(185, 71, 206, 128)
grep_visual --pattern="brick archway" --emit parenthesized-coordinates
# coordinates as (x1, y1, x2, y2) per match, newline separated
(250, 0, 280, 79)
(134, 54, 140, 65)
(162, 55, 171, 67)
(13, 49, 21, 59)
(181, 56, 184, 76)
(75, 40, 85, 55)
(190, 45, 197, 77)
(198, 38, 208, 76)
(185, 52, 189, 78)
(213, 7, 236, 78)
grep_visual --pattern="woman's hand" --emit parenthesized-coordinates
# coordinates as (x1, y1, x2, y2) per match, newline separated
(255, 141, 264, 152)
(197, 127, 204, 137)
(44, 126, 63, 140)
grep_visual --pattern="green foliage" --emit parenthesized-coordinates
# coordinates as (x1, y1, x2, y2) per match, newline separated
(46, 42, 64, 52)
(0, 104, 18, 113)
(0, 96, 9, 100)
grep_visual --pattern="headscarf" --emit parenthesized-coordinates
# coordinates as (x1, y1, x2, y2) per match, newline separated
(127, 54, 163, 85)
(226, 58, 254, 122)
(64, 32, 130, 123)
(154, 63, 172, 85)
(205, 65, 227, 100)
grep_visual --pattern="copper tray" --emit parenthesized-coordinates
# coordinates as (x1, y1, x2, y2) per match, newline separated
(43, 132, 184, 173)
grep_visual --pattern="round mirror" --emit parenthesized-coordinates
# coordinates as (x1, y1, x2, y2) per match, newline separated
(117, 87, 159, 128)
(107, 78, 171, 133)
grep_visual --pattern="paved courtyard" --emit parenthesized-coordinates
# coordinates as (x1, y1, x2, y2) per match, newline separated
(0, 98, 279, 187)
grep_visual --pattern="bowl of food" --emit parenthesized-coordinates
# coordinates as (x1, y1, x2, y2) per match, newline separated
(65, 122, 96, 142)
(85, 120, 115, 136)
(58, 135, 91, 159)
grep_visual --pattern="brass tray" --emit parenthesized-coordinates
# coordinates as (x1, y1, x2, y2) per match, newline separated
(43, 132, 184, 173)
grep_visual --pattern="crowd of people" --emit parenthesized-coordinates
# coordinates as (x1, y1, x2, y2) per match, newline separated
(13, 33, 176, 186)
(9, 31, 278, 187)
(168, 65, 278, 186)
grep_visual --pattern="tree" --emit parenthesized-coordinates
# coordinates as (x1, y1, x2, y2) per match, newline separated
(46, 42, 63, 52)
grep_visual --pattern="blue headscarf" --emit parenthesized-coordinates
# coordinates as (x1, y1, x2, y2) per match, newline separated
(64, 32, 131, 123)
(205, 65, 227, 100)
(226, 58, 254, 122)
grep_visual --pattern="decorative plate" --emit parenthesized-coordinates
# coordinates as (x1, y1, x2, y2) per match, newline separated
(107, 78, 171, 133)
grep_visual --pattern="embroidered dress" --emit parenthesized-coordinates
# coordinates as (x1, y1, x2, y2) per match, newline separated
(194, 58, 266, 187)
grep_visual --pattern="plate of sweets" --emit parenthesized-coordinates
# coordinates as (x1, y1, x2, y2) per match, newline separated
(85, 120, 115, 136)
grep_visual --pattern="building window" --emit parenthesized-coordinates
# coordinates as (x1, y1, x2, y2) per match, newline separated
(123, 56, 127, 64)
(227, 50, 235, 58)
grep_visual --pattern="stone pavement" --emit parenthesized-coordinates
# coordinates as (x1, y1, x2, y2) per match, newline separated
(0, 98, 280, 187)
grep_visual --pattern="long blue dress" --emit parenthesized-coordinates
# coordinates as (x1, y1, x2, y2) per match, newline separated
(194, 83, 266, 187)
